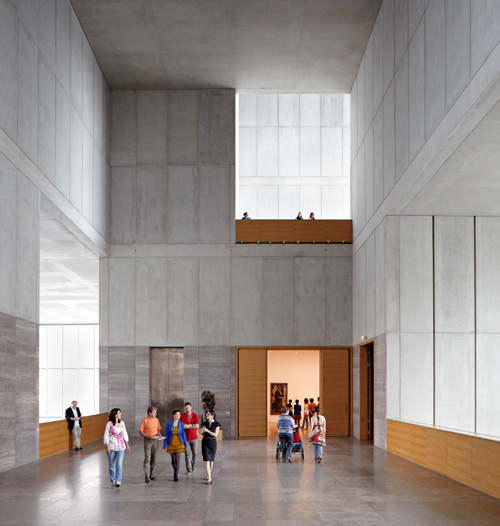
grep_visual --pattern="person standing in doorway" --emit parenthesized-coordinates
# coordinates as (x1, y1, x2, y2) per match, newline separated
(163, 410, 187, 481)
(308, 397, 317, 419)
(309, 406, 326, 463)
(65, 400, 83, 450)
(180, 402, 200, 475)
(139, 406, 162, 483)
(276, 407, 294, 463)
(302, 398, 309, 430)
(293, 399, 302, 427)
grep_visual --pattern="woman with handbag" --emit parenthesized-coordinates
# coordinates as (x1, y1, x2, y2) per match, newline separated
(309, 406, 326, 463)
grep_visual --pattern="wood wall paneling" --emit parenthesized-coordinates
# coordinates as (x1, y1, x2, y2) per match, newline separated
(387, 419, 500, 500)
(238, 348, 267, 436)
(39, 413, 109, 459)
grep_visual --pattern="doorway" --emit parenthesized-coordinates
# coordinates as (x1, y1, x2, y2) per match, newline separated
(237, 347, 351, 437)
(267, 350, 320, 437)
(359, 341, 374, 442)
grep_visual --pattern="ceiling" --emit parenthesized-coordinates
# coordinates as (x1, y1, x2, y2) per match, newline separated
(70, 0, 381, 91)
(40, 209, 99, 325)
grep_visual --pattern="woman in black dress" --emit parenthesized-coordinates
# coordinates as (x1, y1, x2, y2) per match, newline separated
(199, 410, 221, 484)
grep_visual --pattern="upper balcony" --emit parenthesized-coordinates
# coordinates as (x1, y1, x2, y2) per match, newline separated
(236, 220, 352, 244)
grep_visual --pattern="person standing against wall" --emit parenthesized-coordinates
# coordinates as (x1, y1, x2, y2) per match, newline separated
(293, 399, 302, 427)
(180, 402, 200, 474)
(302, 398, 309, 430)
(139, 406, 162, 483)
(65, 400, 83, 450)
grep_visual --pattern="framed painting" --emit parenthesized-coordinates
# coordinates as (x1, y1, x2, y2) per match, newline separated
(270, 382, 287, 415)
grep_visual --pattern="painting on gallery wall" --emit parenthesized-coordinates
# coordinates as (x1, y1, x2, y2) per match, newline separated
(270, 382, 287, 415)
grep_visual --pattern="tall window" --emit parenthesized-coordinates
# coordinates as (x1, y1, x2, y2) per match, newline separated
(39, 324, 99, 422)
(237, 93, 350, 219)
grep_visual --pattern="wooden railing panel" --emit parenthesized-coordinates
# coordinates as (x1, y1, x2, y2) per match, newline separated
(387, 419, 500, 500)
(236, 220, 352, 243)
(39, 413, 109, 459)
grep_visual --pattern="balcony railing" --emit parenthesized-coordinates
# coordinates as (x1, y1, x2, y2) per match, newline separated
(236, 219, 352, 244)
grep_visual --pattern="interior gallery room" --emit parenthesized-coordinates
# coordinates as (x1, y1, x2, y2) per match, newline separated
(2, 0, 500, 524)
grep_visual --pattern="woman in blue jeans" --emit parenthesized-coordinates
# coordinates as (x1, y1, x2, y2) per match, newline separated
(104, 408, 130, 486)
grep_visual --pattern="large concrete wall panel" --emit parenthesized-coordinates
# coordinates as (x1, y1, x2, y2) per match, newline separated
(199, 258, 231, 346)
(111, 91, 136, 166)
(0, 0, 18, 141)
(0, 156, 17, 316)
(445, 0, 470, 111)
(394, 51, 409, 180)
(108, 259, 136, 346)
(136, 166, 168, 243)
(166, 166, 199, 244)
(476, 217, 500, 333)
(435, 333, 475, 432)
(386, 333, 400, 420)
(135, 259, 168, 346)
(471, 0, 500, 76)
(257, 127, 278, 178)
(294, 257, 326, 346)
(399, 216, 433, 333)
(262, 257, 295, 346)
(167, 91, 198, 165)
(279, 94, 299, 126)
(18, 23, 38, 164)
(425, 0, 445, 139)
(408, 18, 425, 161)
(110, 167, 136, 244)
(230, 258, 263, 346)
(400, 332, 433, 425)
(325, 257, 352, 345)
(137, 91, 167, 166)
(166, 259, 199, 346)
(434, 217, 475, 333)
(199, 165, 232, 243)
(476, 333, 500, 437)
(279, 127, 300, 177)
(38, 58, 56, 183)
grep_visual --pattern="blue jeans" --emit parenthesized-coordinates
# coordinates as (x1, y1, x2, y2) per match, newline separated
(279, 433, 293, 461)
(313, 443, 323, 461)
(108, 449, 125, 483)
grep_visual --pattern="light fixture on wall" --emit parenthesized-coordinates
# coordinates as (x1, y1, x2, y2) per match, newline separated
(361, 335, 367, 341)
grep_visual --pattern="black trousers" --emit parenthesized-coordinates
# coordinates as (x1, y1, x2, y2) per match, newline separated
(170, 452, 182, 479)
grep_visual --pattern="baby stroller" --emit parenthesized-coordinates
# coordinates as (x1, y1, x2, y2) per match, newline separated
(276, 428, 304, 460)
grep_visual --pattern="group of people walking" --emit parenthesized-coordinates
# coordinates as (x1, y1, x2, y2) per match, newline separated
(277, 397, 326, 463)
(103, 402, 221, 487)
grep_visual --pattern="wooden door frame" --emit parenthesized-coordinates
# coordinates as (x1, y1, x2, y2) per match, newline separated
(236, 346, 352, 437)
(359, 340, 374, 442)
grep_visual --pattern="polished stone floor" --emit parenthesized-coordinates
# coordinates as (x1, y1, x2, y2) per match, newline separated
(1, 435, 500, 525)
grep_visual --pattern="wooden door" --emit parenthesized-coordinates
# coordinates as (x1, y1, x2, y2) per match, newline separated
(321, 348, 351, 436)
(238, 348, 267, 436)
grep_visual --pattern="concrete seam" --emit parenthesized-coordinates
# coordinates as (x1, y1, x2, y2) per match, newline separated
(474, 216, 477, 434)
(432, 215, 435, 428)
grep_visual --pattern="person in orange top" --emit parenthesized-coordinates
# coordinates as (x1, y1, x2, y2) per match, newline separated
(308, 398, 317, 417)
(139, 406, 162, 483)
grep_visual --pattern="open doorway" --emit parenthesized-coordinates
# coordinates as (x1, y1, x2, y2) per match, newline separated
(359, 341, 374, 443)
(267, 350, 320, 437)
(237, 347, 351, 437)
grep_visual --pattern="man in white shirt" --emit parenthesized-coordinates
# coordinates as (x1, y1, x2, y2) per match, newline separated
(65, 400, 83, 450)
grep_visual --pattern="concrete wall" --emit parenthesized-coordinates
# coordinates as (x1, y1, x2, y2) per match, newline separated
(110, 90, 235, 245)
(381, 216, 500, 442)
(101, 245, 352, 349)
(105, 88, 353, 436)
(351, 0, 500, 241)
(238, 94, 350, 219)
(0, 0, 110, 473)
(350, 0, 500, 451)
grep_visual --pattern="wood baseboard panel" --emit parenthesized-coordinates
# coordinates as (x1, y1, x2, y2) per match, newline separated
(39, 413, 109, 459)
(387, 419, 500, 499)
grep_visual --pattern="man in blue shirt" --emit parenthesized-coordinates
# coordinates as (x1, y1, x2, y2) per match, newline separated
(276, 407, 295, 462)
(241, 212, 251, 219)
